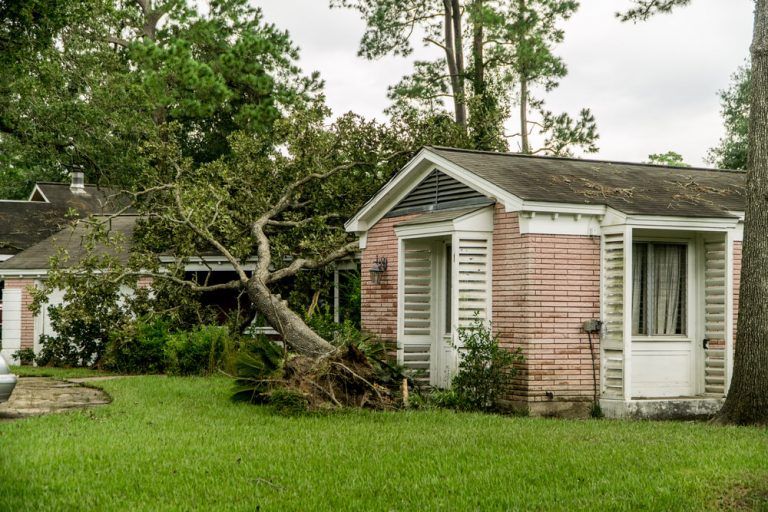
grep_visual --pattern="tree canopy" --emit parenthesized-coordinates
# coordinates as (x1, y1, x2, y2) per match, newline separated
(708, 63, 750, 171)
(333, 0, 598, 155)
(0, 0, 319, 198)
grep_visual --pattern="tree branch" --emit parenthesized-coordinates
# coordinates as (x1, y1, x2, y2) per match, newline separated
(266, 241, 359, 284)
(171, 163, 249, 284)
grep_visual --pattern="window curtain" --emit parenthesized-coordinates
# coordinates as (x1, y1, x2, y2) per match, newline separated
(652, 244, 685, 335)
(632, 243, 646, 335)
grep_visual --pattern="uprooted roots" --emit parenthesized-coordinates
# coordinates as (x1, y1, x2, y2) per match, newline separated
(232, 343, 399, 411)
(281, 344, 396, 410)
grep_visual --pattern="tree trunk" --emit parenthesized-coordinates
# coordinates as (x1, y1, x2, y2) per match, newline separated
(443, 0, 467, 130)
(718, 0, 768, 425)
(520, 78, 530, 154)
(470, 0, 489, 149)
(451, 0, 467, 127)
(246, 279, 336, 358)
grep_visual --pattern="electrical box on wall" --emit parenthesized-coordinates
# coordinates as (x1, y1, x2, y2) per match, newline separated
(582, 319, 603, 334)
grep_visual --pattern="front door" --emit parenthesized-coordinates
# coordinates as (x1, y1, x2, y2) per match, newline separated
(630, 241, 696, 397)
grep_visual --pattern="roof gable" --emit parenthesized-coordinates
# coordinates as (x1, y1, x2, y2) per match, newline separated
(387, 169, 493, 217)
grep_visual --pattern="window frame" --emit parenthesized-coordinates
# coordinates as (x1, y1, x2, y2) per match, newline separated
(631, 238, 694, 342)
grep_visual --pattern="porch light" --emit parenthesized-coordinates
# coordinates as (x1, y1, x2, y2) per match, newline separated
(369, 256, 388, 285)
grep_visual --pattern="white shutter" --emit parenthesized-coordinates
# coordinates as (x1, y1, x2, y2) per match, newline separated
(399, 241, 434, 384)
(704, 236, 727, 396)
(602, 233, 625, 398)
(456, 235, 491, 329)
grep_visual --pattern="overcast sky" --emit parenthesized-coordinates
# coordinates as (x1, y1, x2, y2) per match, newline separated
(258, 0, 754, 166)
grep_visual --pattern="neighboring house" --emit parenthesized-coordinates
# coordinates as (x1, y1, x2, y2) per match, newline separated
(346, 146, 745, 419)
(0, 173, 119, 361)
(0, 174, 356, 362)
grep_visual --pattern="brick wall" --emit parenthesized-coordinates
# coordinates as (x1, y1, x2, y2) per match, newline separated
(360, 214, 416, 344)
(4, 278, 36, 350)
(137, 276, 154, 289)
(492, 205, 601, 411)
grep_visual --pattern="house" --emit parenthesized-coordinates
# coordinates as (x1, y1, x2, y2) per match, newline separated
(0, 173, 120, 361)
(346, 146, 745, 419)
(0, 174, 358, 362)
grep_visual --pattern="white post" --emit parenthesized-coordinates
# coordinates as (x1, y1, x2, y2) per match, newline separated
(623, 226, 634, 402)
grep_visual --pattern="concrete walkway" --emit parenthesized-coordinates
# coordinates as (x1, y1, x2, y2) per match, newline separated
(0, 377, 113, 420)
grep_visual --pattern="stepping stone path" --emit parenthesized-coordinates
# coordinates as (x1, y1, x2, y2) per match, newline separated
(0, 377, 113, 420)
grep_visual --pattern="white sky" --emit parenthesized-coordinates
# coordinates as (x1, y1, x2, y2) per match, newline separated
(258, 0, 754, 166)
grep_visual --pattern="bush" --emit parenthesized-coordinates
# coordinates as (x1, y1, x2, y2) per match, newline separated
(451, 315, 523, 412)
(36, 335, 81, 367)
(231, 336, 285, 403)
(13, 348, 35, 366)
(103, 317, 172, 374)
(164, 325, 235, 376)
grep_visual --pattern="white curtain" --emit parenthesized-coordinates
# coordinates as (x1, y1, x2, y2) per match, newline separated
(652, 245, 684, 335)
(631, 244, 645, 335)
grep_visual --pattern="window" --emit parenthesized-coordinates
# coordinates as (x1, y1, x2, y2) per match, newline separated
(632, 242, 687, 336)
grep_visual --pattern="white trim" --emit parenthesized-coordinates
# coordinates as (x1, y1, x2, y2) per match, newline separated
(28, 184, 50, 203)
(345, 149, 522, 233)
(0, 255, 13, 262)
(622, 226, 633, 402)
(0, 269, 49, 278)
(394, 206, 494, 239)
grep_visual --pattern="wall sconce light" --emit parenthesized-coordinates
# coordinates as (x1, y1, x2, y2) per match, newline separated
(369, 256, 388, 285)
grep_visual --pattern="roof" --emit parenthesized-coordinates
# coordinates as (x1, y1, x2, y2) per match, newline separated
(395, 206, 485, 226)
(0, 215, 137, 271)
(429, 147, 745, 218)
(0, 182, 126, 256)
(33, 183, 120, 213)
(0, 201, 68, 254)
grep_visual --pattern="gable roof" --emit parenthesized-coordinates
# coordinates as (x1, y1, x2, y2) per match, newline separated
(346, 147, 746, 233)
(429, 147, 745, 218)
(0, 182, 125, 256)
(0, 215, 136, 272)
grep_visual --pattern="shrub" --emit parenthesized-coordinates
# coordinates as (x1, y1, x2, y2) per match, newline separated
(36, 334, 81, 367)
(13, 348, 35, 366)
(103, 317, 172, 374)
(231, 336, 285, 403)
(451, 315, 523, 412)
(164, 325, 235, 376)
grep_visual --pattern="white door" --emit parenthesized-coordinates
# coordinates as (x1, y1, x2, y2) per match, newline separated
(630, 241, 696, 398)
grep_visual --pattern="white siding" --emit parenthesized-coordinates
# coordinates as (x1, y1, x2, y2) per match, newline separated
(1, 288, 22, 362)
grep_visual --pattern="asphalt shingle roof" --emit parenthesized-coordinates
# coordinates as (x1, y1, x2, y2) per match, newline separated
(429, 147, 745, 218)
(0, 216, 136, 271)
(0, 183, 124, 256)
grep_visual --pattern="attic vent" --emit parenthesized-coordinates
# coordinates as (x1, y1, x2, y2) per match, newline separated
(387, 169, 491, 217)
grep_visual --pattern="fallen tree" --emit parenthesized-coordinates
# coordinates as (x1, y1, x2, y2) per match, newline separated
(126, 107, 407, 358)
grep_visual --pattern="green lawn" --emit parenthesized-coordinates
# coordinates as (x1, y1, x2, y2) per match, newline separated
(1, 376, 765, 511)
(10, 365, 114, 379)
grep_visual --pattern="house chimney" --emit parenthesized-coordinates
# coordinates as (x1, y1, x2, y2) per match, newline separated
(70, 170, 85, 193)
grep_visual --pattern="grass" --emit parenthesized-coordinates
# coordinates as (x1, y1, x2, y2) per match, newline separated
(10, 365, 114, 379)
(1, 376, 766, 511)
